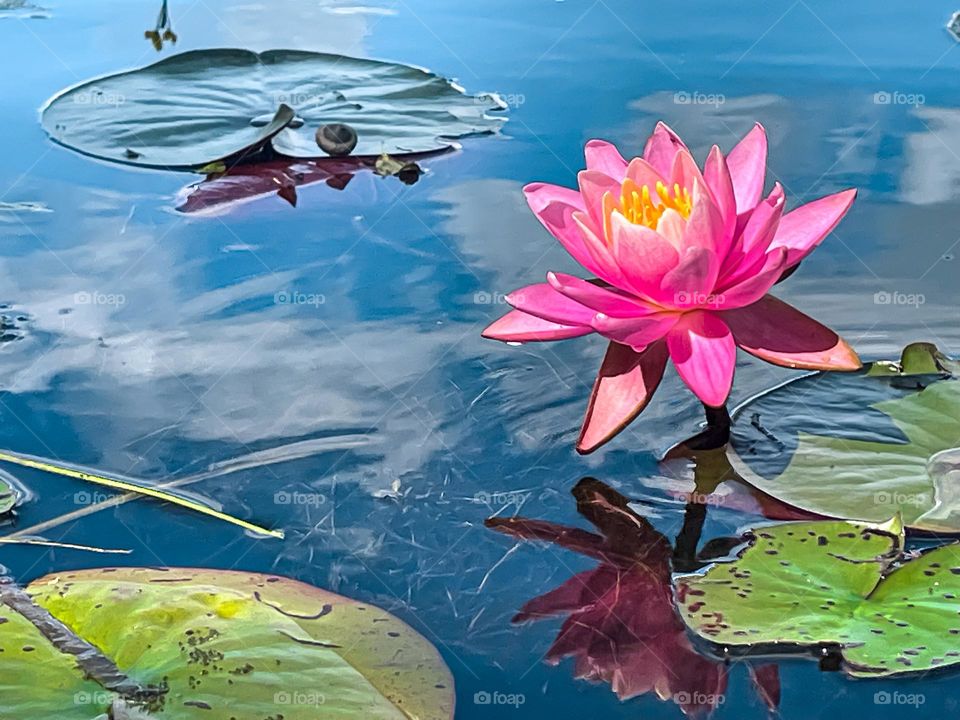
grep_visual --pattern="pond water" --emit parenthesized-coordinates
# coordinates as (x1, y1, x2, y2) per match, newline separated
(1, 1, 960, 718)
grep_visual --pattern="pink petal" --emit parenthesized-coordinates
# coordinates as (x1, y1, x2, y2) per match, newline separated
(592, 312, 679, 350)
(739, 183, 785, 257)
(643, 121, 688, 177)
(572, 212, 631, 287)
(609, 213, 680, 299)
(721, 295, 861, 370)
(524, 183, 607, 280)
(666, 311, 736, 407)
(726, 123, 767, 213)
(718, 247, 789, 308)
(769, 188, 857, 267)
(680, 178, 725, 254)
(547, 271, 654, 318)
(506, 282, 596, 326)
(584, 139, 629, 181)
(626, 156, 665, 189)
(669, 148, 705, 193)
(577, 341, 669, 453)
(660, 247, 720, 305)
(703, 145, 737, 248)
(482, 309, 592, 343)
(578, 170, 621, 228)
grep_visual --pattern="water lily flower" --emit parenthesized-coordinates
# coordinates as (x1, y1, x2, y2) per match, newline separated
(483, 122, 861, 453)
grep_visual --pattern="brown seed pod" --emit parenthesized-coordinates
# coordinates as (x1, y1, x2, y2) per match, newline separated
(315, 123, 358, 157)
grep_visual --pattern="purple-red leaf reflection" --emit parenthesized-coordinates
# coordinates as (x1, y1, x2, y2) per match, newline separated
(486, 478, 780, 717)
(175, 150, 443, 216)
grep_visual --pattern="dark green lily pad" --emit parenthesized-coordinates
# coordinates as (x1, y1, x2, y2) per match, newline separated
(677, 515, 960, 677)
(1, 567, 453, 718)
(40, 49, 505, 170)
(728, 343, 960, 533)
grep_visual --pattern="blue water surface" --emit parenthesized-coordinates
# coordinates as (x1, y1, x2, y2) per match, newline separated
(1, 1, 960, 718)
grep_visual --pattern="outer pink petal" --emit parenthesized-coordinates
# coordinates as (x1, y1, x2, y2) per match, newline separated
(609, 212, 681, 299)
(717, 247, 788, 308)
(643, 121, 688, 178)
(547, 271, 655, 317)
(721, 295, 862, 370)
(739, 183, 785, 257)
(769, 188, 857, 267)
(524, 183, 612, 282)
(578, 170, 621, 227)
(506, 282, 596, 326)
(577, 341, 669, 454)
(703, 145, 737, 251)
(666, 311, 736, 407)
(592, 312, 679, 350)
(482, 309, 592, 343)
(726, 123, 767, 213)
(585, 139, 629, 181)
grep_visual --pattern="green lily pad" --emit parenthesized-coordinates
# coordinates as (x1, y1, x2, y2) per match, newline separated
(728, 343, 960, 533)
(1, 567, 453, 718)
(0, 475, 20, 516)
(40, 49, 505, 170)
(677, 515, 960, 677)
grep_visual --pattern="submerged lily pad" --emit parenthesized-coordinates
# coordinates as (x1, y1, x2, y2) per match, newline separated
(1, 567, 453, 718)
(677, 516, 960, 677)
(728, 343, 960, 533)
(40, 49, 506, 170)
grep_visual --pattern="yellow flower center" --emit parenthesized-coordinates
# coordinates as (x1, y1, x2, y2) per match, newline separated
(620, 179, 693, 227)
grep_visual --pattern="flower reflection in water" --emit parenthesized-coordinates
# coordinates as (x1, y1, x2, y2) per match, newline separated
(487, 478, 780, 717)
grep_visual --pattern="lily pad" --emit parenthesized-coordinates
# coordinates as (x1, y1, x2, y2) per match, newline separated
(40, 49, 506, 170)
(1, 567, 453, 718)
(677, 515, 960, 677)
(728, 343, 960, 533)
(0, 475, 18, 515)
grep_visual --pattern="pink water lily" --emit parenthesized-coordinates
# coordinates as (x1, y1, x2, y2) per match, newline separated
(483, 122, 862, 453)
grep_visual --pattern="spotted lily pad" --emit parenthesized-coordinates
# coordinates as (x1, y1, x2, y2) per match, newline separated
(40, 49, 506, 170)
(1, 567, 453, 718)
(677, 515, 960, 677)
(728, 343, 960, 533)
